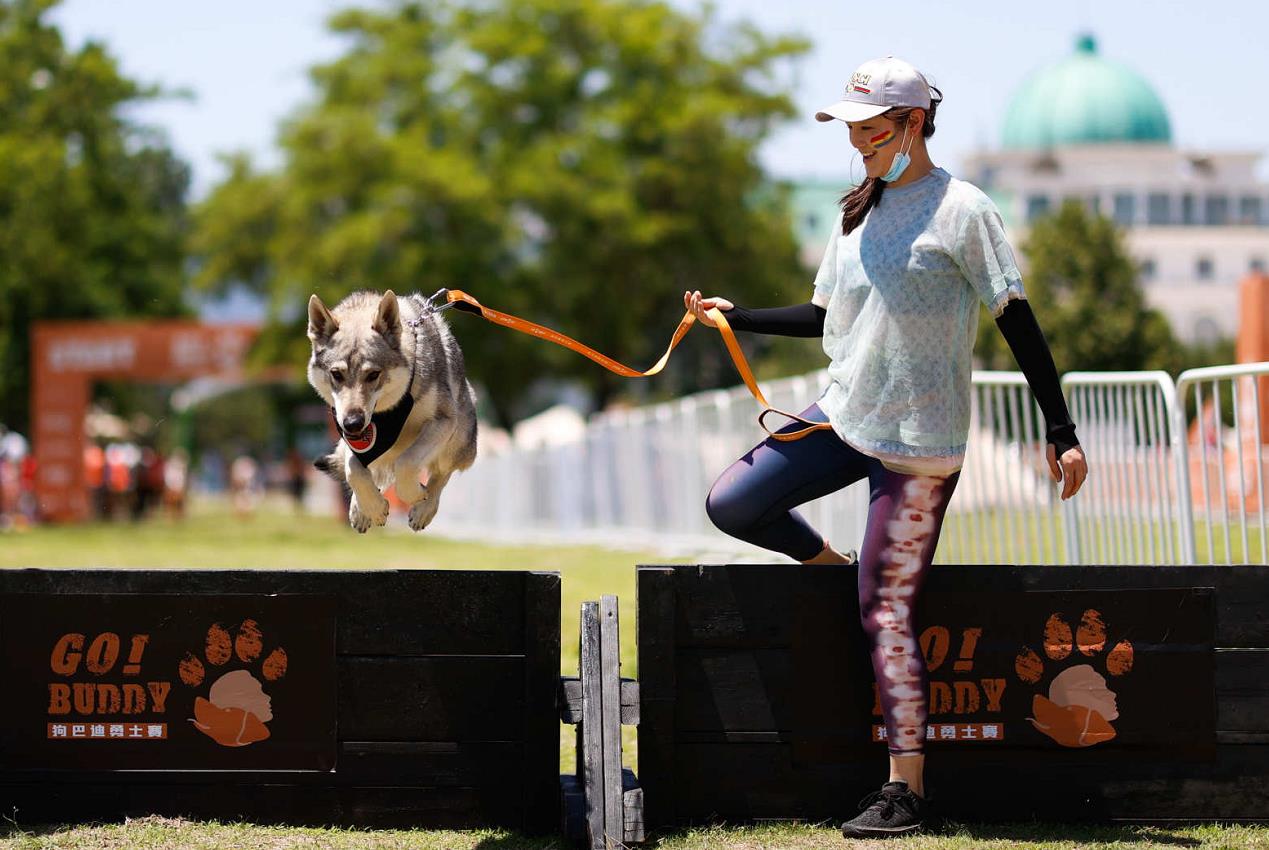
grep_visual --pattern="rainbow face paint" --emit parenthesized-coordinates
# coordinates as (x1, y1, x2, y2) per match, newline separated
(869, 129, 896, 150)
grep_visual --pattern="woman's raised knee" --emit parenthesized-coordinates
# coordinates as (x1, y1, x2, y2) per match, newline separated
(705, 483, 759, 537)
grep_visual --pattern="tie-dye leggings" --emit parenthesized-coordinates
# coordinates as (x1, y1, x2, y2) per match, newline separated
(705, 402, 960, 755)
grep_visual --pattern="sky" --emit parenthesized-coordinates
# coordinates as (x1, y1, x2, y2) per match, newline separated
(50, 0, 1269, 200)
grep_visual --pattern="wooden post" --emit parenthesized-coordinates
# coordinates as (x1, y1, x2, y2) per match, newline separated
(561, 595, 645, 846)
(599, 595, 623, 844)
(579, 601, 605, 848)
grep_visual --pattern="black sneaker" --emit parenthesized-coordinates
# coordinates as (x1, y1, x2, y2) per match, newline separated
(840, 780, 927, 838)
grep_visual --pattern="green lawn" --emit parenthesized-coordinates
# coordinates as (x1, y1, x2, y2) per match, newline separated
(2, 815, 1266, 849)
(2, 501, 1265, 849)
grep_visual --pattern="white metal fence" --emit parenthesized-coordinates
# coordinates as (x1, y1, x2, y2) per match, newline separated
(432, 363, 1269, 565)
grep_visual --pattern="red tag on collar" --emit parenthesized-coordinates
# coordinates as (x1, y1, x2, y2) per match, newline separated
(344, 423, 377, 454)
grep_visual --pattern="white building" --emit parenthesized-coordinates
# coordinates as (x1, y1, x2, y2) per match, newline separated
(962, 34, 1269, 344)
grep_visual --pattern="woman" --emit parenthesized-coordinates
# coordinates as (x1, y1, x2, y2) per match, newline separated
(684, 56, 1088, 838)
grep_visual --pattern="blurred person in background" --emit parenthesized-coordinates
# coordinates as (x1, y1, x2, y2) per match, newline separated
(134, 447, 165, 519)
(163, 448, 189, 520)
(230, 453, 262, 519)
(285, 448, 308, 514)
(84, 443, 107, 519)
(18, 452, 36, 526)
(105, 443, 137, 521)
(0, 425, 17, 529)
(686, 57, 1088, 838)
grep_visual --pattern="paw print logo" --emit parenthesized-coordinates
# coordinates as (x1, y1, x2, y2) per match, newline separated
(1014, 609, 1134, 748)
(178, 620, 287, 747)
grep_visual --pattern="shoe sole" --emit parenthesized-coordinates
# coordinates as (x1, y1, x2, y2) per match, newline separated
(841, 822, 923, 838)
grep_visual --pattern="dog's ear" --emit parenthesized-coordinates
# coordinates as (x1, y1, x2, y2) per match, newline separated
(374, 290, 401, 340)
(308, 295, 338, 341)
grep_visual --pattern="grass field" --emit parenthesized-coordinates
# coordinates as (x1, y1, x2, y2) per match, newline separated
(2, 500, 1265, 850)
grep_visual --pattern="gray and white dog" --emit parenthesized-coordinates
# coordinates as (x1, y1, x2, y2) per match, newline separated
(306, 289, 477, 533)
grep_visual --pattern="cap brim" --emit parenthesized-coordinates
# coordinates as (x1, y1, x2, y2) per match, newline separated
(815, 100, 890, 123)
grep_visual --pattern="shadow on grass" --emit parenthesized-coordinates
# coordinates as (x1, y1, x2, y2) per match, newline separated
(935, 819, 1203, 846)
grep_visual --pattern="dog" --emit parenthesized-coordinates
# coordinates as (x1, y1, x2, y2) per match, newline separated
(306, 289, 478, 533)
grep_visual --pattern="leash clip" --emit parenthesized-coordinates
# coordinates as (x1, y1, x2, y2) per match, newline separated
(418, 287, 455, 317)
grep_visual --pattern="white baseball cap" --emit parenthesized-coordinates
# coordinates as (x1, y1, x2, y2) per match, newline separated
(816, 56, 933, 123)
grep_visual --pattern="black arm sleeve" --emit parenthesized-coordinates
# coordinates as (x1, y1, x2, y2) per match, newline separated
(995, 298, 1080, 455)
(720, 302, 826, 338)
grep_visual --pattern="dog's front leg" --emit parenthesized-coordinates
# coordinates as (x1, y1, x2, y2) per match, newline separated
(346, 454, 390, 533)
(394, 418, 455, 532)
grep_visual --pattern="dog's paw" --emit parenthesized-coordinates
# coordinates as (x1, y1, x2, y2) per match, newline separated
(350, 494, 390, 533)
(407, 493, 439, 532)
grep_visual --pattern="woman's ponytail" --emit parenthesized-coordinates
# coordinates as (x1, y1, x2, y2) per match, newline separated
(839, 178, 885, 236)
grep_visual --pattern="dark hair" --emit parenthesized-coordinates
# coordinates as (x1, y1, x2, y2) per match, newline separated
(838, 84, 942, 235)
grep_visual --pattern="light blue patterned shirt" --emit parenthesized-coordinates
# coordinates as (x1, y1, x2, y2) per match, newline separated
(812, 167, 1025, 476)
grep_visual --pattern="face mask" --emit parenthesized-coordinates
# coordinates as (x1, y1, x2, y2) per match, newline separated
(881, 125, 913, 183)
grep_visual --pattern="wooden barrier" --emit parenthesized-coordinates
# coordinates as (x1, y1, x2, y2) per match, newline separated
(637, 564, 1269, 825)
(560, 595, 643, 848)
(0, 569, 560, 831)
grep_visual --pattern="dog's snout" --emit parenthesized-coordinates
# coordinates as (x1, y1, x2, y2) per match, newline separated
(342, 411, 367, 434)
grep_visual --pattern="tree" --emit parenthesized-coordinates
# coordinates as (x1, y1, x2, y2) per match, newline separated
(975, 201, 1181, 375)
(192, 0, 810, 427)
(0, 0, 192, 433)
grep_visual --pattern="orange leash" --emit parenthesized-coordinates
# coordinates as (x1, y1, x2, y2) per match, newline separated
(442, 288, 833, 442)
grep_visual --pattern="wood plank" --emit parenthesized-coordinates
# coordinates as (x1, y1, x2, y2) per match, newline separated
(579, 601, 604, 849)
(599, 595, 623, 846)
(1213, 565, 1269, 646)
(1216, 649, 1269, 732)
(674, 648, 795, 732)
(338, 657, 524, 741)
(560, 677, 581, 723)
(670, 564, 796, 648)
(669, 741, 1269, 823)
(636, 567, 678, 830)
(558, 677, 638, 725)
(336, 741, 522, 786)
(560, 773, 586, 840)
(660, 564, 1246, 648)
(0, 569, 533, 655)
(676, 641, 1228, 740)
(0, 782, 515, 828)
(520, 571, 561, 834)
(623, 767, 645, 844)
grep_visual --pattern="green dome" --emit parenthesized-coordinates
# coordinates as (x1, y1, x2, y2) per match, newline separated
(1001, 34, 1172, 149)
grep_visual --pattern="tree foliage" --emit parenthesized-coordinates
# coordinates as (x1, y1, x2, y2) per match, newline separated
(0, 0, 191, 432)
(975, 201, 1182, 374)
(192, 0, 811, 426)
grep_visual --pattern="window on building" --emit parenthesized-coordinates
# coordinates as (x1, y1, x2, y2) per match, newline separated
(1205, 195, 1230, 226)
(805, 213, 820, 233)
(1140, 258, 1156, 281)
(1113, 194, 1136, 226)
(1182, 194, 1198, 225)
(1252, 257, 1266, 274)
(1026, 194, 1051, 222)
(1147, 193, 1171, 225)
(1196, 256, 1214, 280)
(1240, 196, 1265, 225)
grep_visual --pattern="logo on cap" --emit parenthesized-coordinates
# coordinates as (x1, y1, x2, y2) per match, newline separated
(849, 72, 873, 95)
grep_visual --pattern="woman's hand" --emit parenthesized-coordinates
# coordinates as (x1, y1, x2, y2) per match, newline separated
(684, 290, 734, 329)
(1046, 443, 1088, 500)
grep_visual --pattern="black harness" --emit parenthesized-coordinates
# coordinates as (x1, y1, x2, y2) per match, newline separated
(331, 392, 415, 467)
(330, 290, 455, 467)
